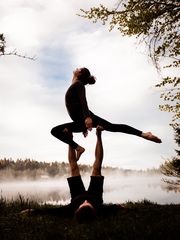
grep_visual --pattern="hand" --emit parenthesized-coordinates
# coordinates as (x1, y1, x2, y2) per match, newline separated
(83, 131, 88, 138)
(85, 117, 93, 131)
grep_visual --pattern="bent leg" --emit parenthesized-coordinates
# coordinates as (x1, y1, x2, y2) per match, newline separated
(51, 122, 85, 149)
(51, 122, 86, 160)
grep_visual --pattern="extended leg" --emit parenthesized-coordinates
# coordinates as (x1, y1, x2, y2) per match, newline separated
(91, 113, 161, 143)
(66, 130, 81, 176)
(87, 125, 104, 205)
(68, 144, 80, 177)
(92, 125, 104, 176)
(67, 132, 86, 200)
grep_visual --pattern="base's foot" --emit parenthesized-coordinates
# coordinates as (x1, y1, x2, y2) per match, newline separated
(76, 146, 85, 161)
(142, 132, 162, 143)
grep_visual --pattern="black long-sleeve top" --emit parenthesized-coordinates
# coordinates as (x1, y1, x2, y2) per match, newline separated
(65, 81, 91, 121)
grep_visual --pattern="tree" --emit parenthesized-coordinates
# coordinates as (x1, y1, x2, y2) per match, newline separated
(0, 33, 5, 55)
(79, 0, 180, 184)
(0, 33, 36, 60)
(160, 128, 180, 186)
(79, 0, 180, 127)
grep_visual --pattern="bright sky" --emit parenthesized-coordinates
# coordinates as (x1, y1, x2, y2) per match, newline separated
(0, 0, 176, 170)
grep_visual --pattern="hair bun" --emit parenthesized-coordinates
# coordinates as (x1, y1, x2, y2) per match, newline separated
(88, 76, 96, 85)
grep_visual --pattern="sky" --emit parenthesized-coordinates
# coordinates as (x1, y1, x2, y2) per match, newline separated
(0, 0, 177, 170)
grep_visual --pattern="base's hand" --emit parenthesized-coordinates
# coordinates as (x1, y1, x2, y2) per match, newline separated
(85, 117, 93, 131)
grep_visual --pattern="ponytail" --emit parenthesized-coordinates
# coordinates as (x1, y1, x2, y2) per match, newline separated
(87, 75, 96, 85)
(77, 67, 96, 85)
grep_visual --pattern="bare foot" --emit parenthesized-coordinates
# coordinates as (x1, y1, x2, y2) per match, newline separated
(96, 125, 104, 136)
(76, 145, 85, 161)
(141, 132, 162, 143)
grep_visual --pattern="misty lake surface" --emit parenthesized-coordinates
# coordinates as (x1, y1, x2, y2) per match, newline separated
(1, 174, 179, 205)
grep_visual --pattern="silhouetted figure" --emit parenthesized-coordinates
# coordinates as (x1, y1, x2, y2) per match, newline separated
(67, 125, 104, 222)
(51, 67, 162, 161)
(21, 126, 122, 222)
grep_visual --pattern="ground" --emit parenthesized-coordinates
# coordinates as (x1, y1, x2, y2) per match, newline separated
(0, 198, 180, 240)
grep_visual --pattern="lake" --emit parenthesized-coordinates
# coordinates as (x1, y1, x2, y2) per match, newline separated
(0, 174, 179, 204)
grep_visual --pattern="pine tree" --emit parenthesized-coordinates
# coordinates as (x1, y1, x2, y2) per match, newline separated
(160, 128, 180, 185)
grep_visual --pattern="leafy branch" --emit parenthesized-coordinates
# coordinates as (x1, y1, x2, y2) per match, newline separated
(78, 0, 180, 127)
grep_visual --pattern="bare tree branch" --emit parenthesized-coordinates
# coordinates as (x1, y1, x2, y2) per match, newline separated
(0, 34, 36, 61)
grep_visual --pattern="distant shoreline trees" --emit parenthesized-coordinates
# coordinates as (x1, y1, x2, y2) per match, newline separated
(0, 158, 160, 180)
(160, 128, 180, 185)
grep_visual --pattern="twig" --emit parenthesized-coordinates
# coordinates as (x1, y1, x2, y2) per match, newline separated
(0, 51, 37, 60)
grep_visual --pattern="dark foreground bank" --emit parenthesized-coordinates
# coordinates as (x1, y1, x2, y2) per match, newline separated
(0, 197, 180, 240)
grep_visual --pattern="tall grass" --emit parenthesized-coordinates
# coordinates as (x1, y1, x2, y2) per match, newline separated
(0, 196, 180, 240)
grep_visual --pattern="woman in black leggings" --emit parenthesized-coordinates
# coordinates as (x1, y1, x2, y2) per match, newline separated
(51, 67, 161, 160)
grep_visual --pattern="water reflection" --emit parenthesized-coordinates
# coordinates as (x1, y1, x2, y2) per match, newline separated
(0, 174, 179, 205)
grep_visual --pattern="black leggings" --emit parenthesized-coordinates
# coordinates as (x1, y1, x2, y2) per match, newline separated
(51, 113, 142, 149)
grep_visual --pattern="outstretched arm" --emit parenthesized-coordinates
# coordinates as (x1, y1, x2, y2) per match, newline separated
(92, 126, 104, 176)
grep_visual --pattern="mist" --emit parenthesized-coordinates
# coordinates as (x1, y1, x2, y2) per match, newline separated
(1, 173, 179, 205)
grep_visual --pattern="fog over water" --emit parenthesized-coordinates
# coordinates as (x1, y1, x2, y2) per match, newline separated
(1, 173, 179, 205)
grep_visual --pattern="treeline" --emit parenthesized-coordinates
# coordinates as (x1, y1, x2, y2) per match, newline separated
(0, 158, 160, 180)
(0, 158, 90, 180)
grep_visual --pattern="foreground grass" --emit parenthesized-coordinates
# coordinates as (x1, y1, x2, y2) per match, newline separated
(0, 196, 180, 240)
